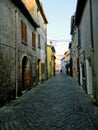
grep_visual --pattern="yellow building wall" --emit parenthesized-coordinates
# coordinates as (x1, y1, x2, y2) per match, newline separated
(38, 60, 41, 81)
(47, 46, 55, 78)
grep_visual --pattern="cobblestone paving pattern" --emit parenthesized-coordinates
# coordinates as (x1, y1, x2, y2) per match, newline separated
(0, 74, 98, 130)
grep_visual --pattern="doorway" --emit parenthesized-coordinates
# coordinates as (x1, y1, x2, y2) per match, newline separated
(22, 56, 30, 90)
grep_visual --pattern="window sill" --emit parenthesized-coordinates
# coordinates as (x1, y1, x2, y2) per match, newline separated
(21, 40, 27, 45)
(32, 47, 36, 50)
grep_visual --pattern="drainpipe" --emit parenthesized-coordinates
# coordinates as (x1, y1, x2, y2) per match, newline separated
(15, 9, 18, 99)
(89, 0, 97, 103)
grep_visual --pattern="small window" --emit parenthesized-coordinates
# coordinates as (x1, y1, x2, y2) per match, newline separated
(38, 34, 40, 48)
(21, 20, 27, 43)
(32, 32, 36, 48)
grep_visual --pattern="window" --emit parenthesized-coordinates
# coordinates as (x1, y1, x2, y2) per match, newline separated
(21, 20, 27, 43)
(38, 34, 41, 48)
(32, 32, 36, 48)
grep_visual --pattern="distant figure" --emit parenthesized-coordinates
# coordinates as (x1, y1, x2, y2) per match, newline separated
(60, 69, 62, 74)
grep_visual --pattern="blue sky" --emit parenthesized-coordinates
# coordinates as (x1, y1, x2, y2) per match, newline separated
(41, 0, 77, 55)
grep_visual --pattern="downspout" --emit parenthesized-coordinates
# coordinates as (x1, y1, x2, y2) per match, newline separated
(89, 0, 97, 103)
(15, 9, 18, 98)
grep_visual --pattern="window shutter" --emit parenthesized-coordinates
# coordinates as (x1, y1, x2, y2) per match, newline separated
(32, 32, 36, 48)
(21, 21, 27, 42)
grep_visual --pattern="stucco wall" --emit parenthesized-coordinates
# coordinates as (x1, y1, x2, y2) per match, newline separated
(0, 0, 37, 101)
(0, 0, 17, 99)
(79, 0, 91, 59)
(72, 27, 78, 80)
(78, 0, 93, 93)
(61, 58, 66, 74)
(92, 0, 98, 101)
(36, 7, 47, 80)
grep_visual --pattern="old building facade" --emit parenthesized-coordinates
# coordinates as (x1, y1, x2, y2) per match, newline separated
(64, 51, 70, 75)
(21, 0, 48, 82)
(47, 44, 55, 78)
(70, 15, 79, 81)
(0, 0, 48, 105)
(61, 57, 66, 74)
(70, 0, 98, 103)
(35, 0, 48, 82)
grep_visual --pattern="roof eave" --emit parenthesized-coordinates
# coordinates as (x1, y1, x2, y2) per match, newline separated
(75, 0, 87, 26)
(11, 0, 39, 29)
(36, 0, 48, 24)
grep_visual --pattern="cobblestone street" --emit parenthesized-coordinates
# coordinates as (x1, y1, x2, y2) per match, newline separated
(0, 74, 98, 130)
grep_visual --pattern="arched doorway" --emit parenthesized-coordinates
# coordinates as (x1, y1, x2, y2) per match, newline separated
(22, 56, 31, 91)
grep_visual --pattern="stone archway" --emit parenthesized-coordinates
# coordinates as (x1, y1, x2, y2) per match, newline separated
(21, 56, 31, 91)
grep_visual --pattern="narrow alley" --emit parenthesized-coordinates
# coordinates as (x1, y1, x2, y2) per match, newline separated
(0, 74, 98, 130)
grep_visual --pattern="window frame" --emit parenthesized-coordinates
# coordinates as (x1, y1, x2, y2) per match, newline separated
(32, 32, 36, 49)
(21, 20, 27, 44)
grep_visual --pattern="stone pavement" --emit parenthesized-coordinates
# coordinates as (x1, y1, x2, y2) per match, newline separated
(0, 74, 98, 130)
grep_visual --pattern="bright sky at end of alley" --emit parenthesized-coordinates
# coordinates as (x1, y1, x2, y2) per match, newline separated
(41, 0, 77, 55)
